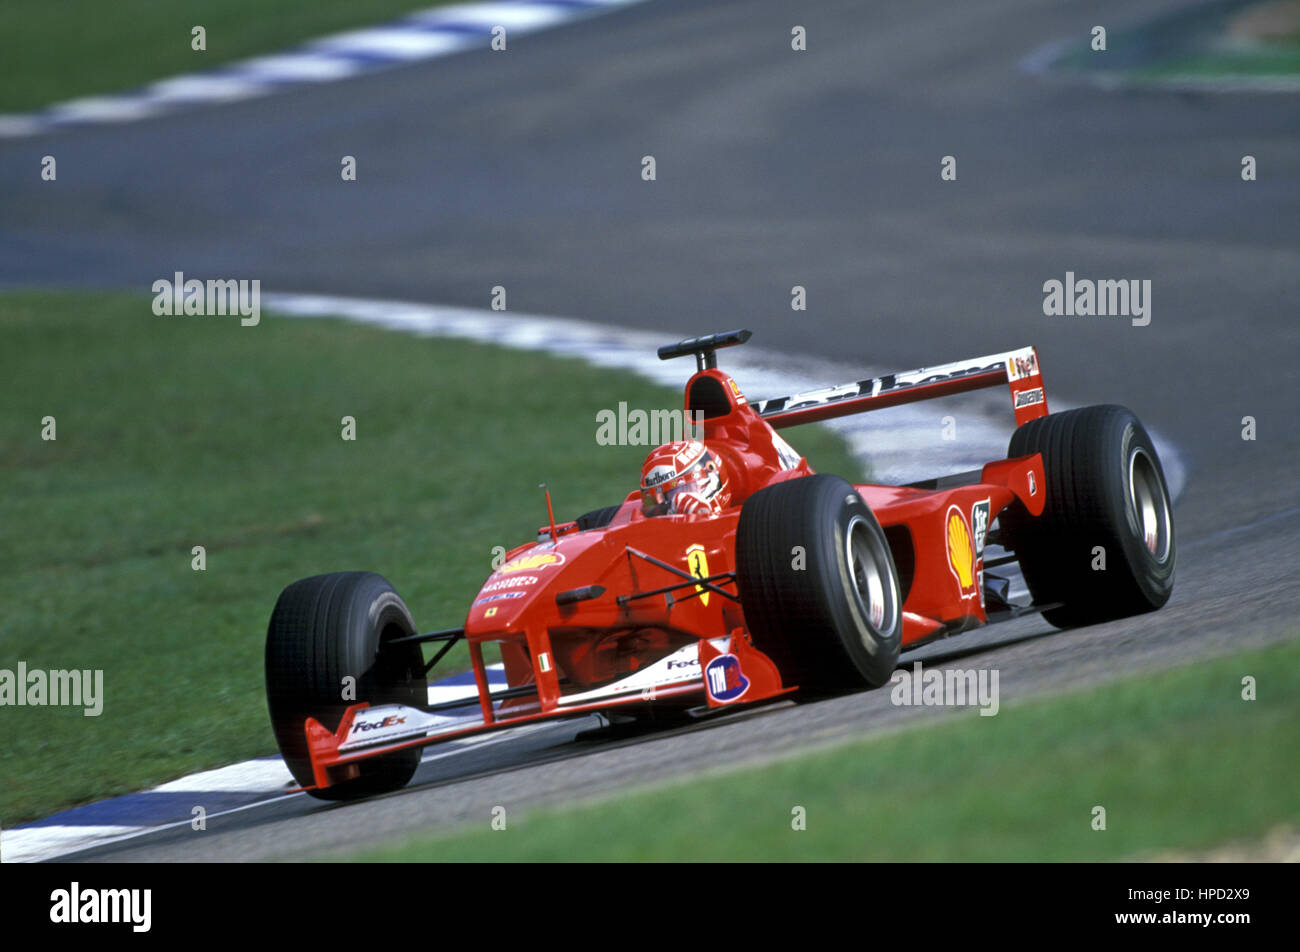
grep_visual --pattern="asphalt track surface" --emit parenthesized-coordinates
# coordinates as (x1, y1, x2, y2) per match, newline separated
(2, 0, 1297, 860)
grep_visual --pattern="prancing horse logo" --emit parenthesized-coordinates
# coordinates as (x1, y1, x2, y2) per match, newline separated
(686, 543, 710, 607)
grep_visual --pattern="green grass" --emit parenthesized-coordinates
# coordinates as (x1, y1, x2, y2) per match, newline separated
(1135, 45, 1300, 79)
(342, 639, 1300, 861)
(0, 290, 865, 826)
(1052, 2, 1300, 85)
(0, 0, 460, 113)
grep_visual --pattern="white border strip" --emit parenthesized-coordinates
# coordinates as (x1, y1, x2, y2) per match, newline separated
(1, 662, 507, 863)
(0, 0, 645, 139)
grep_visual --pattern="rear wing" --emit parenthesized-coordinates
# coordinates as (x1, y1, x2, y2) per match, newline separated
(751, 346, 1049, 429)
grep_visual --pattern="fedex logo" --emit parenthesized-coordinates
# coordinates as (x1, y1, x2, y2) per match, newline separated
(353, 714, 407, 733)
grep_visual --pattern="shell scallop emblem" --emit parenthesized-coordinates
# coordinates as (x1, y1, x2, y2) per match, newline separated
(945, 506, 976, 594)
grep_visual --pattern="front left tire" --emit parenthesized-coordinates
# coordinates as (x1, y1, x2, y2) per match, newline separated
(265, 571, 424, 800)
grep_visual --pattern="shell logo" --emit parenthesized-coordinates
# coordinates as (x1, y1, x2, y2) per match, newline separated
(945, 506, 976, 594)
(497, 552, 565, 574)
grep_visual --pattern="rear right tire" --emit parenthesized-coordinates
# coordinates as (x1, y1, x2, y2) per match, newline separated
(1000, 405, 1175, 628)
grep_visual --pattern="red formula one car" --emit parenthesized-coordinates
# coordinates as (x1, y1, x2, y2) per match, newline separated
(265, 330, 1175, 799)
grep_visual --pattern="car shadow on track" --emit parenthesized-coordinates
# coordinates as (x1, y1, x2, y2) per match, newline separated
(899, 620, 1060, 666)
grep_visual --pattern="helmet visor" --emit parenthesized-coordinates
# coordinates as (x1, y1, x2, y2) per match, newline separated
(640, 455, 721, 516)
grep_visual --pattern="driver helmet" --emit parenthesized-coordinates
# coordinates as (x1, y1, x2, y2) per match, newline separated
(639, 440, 731, 516)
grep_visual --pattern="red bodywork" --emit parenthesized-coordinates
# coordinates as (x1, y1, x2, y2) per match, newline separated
(300, 345, 1051, 791)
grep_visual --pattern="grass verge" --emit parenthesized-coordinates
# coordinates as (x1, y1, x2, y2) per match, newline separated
(0, 0, 459, 113)
(1134, 44, 1300, 79)
(0, 290, 865, 825)
(1052, 1, 1300, 85)
(341, 638, 1300, 861)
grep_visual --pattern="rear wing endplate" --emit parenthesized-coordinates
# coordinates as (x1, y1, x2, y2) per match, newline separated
(751, 346, 1049, 429)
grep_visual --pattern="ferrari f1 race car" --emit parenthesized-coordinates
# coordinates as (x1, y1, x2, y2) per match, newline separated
(265, 330, 1176, 799)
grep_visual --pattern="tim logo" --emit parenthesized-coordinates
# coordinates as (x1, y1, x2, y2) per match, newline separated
(704, 654, 749, 703)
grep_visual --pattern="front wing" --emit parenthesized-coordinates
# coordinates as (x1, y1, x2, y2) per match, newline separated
(297, 630, 790, 792)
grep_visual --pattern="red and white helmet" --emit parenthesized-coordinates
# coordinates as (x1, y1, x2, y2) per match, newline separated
(640, 440, 731, 517)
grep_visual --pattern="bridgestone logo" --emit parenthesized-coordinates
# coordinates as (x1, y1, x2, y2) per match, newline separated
(1014, 387, 1044, 409)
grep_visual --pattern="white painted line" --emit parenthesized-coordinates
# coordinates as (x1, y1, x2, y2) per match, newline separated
(2, 721, 570, 863)
(3, 662, 505, 862)
(145, 75, 274, 104)
(427, 685, 482, 704)
(405, 4, 573, 30)
(2, 825, 142, 864)
(0, 115, 43, 136)
(235, 53, 364, 83)
(45, 96, 163, 124)
(311, 28, 472, 60)
(427, 662, 505, 705)
(2, 794, 311, 863)
(0, 0, 649, 139)
(418, 719, 559, 765)
(148, 758, 295, 795)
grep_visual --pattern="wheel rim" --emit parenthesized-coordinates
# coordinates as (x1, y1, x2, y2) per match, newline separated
(1127, 447, 1172, 562)
(845, 515, 898, 641)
